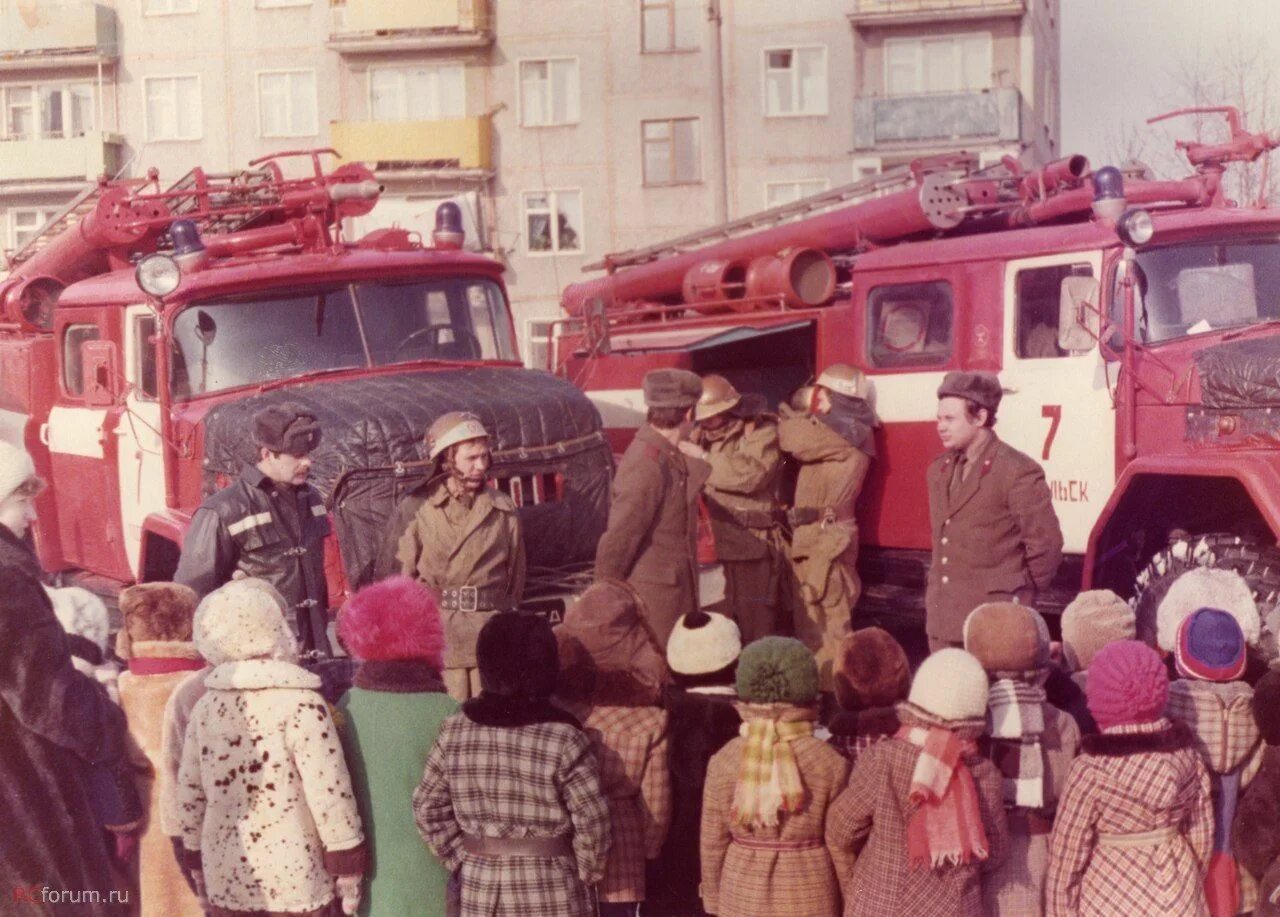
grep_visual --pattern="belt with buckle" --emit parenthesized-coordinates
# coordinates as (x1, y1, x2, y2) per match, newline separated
(438, 585, 505, 613)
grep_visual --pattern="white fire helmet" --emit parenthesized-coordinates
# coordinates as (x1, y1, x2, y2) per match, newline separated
(695, 374, 742, 422)
(426, 411, 490, 463)
(816, 364, 872, 401)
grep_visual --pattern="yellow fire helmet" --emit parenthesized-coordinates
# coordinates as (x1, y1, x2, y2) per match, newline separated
(695, 374, 742, 421)
(425, 411, 490, 462)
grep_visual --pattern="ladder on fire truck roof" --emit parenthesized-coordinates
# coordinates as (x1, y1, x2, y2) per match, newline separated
(585, 154, 983, 272)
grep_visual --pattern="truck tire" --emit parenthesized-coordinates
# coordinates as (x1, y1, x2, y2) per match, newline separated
(1133, 532, 1280, 663)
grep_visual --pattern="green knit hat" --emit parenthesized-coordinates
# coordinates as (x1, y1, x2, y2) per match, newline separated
(736, 637, 819, 704)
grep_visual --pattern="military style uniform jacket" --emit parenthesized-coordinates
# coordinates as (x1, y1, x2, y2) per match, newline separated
(925, 434, 1064, 643)
(696, 417, 783, 561)
(175, 464, 330, 651)
(595, 424, 711, 646)
(394, 478, 526, 670)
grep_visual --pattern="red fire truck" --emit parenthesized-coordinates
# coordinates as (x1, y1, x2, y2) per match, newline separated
(0, 150, 610, 616)
(556, 107, 1280, 656)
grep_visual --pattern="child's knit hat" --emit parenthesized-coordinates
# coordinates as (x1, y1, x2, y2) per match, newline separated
(1086, 640, 1169, 730)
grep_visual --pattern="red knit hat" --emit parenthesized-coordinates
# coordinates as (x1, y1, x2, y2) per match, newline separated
(1086, 640, 1169, 730)
(338, 576, 444, 667)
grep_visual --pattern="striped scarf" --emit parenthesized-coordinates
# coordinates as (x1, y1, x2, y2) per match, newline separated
(986, 679, 1047, 810)
(730, 703, 817, 831)
(898, 724, 990, 869)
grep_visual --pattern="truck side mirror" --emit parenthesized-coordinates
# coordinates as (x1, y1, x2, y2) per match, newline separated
(81, 340, 121, 407)
(1058, 275, 1101, 352)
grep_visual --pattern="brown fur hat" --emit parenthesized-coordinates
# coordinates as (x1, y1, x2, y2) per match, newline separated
(963, 602, 1049, 675)
(834, 627, 911, 712)
(115, 582, 199, 660)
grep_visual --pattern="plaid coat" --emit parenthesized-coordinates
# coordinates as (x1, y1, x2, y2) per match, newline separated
(581, 704, 672, 902)
(701, 732, 852, 916)
(413, 712, 612, 917)
(1045, 719, 1213, 917)
(825, 719, 1008, 917)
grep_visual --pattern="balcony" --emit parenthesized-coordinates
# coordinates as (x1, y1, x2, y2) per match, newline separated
(329, 0, 492, 53)
(331, 117, 491, 172)
(0, 131, 123, 185)
(852, 87, 1022, 151)
(0, 1, 118, 68)
(848, 0, 1025, 26)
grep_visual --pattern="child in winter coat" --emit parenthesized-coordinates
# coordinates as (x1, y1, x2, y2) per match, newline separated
(1235, 670, 1280, 915)
(555, 579, 672, 916)
(826, 627, 910, 765)
(964, 603, 1080, 916)
(1166, 608, 1264, 916)
(649, 610, 743, 916)
(701, 637, 852, 917)
(336, 576, 457, 917)
(115, 582, 205, 917)
(414, 612, 612, 917)
(826, 648, 1008, 917)
(178, 578, 367, 916)
(1046, 640, 1213, 916)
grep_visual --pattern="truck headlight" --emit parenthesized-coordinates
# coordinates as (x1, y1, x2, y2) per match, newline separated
(1117, 209, 1154, 247)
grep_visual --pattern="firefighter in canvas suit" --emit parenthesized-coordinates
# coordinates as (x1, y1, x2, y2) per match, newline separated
(595, 368, 711, 647)
(925, 371, 1064, 652)
(690, 374, 786, 645)
(777, 365, 877, 693)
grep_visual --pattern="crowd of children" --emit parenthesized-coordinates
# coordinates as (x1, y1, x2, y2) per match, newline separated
(53, 564, 1280, 917)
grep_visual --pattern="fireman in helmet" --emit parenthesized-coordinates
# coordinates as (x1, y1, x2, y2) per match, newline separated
(688, 374, 786, 645)
(175, 403, 333, 656)
(381, 411, 525, 701)
(777, 364, 877, 695)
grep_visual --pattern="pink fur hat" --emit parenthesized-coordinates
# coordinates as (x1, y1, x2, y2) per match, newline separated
(339, 576, 445, 667)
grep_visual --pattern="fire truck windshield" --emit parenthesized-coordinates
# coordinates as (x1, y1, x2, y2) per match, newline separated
(169, 278, 517, 397)
(1118, 237, 1280, 343)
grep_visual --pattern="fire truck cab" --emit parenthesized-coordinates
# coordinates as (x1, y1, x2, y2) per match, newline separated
(557, 109, 1280, 657)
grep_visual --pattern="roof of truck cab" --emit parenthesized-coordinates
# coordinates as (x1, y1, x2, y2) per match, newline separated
(55, 246, 505, 308)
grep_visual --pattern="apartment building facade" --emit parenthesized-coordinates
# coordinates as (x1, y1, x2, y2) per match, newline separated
(0, 0, 1059, 368)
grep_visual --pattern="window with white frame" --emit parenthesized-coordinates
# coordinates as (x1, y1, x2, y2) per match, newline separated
(8, 208, 60, 253)
(258, 70, 318, 138)
(523, 318, 558, 370)
(642, 118, 700, 185)
(144, 76, 201, 141)
(885, 33, 992, 95)
(370, 64, 465, 122)
(523, 190, 583, 254)
(144, 0, 197, 13)
(1, 84, 94, 140)
(641, 0, 699, 53)
(519, 59, 579, 127)
(764, 47, 827, 117)
(765, 179, 828, 208)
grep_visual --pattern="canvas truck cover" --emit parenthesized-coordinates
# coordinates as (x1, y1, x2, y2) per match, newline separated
(1195, 337, 1280, 408)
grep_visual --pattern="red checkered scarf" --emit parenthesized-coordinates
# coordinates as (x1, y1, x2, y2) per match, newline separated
(896, 724, 990, 869)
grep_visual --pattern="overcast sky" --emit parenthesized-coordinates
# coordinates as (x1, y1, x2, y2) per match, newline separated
(1060, 0, 1280, 171)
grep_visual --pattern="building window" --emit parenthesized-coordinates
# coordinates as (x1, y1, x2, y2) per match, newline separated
(370, 65, 465, 121)
(1016, 263, 1093, 358)
(523, 190, 583, 254)
(867, 280, 954, 369)
(144, 0, 197, 13)
(1, 84, 93, 140)
(642, 118, 700, 185)
(885, 33, 992, 95)
(258, 70, 317, 138)
(765, 179, 828, 208)
(523, 318, 558, 370)
(63, 324, 101, 396)
(764, 46, 827, 117)
(256, 0, 309, 6)
(641, 0, 698, 53)
(144, 76, 202, 141)
(8, 208, 59, 253)
(519, 58, 580, 127)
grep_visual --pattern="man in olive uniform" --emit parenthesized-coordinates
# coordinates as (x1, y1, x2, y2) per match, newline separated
(387, 411, 525, 701)
(778, 364, 877, 692)
(176, 403, 333, 656)
(926, 371, 1064, 652)
(595, 368, 710, 646)
(689, 374, 785, 645)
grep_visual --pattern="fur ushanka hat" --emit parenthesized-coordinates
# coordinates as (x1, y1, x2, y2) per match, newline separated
(338, 575, 445, 668)
(833, 627, 910, 712)
(963, 602, 1050, 676)
(477, 612, 559, 699)
(115, 581, 199, 660)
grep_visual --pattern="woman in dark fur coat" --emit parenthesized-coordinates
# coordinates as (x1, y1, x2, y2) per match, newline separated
(1234, 670, 1280, 914)
(645, 611, 743, 916)
(0, 442, 135, 915)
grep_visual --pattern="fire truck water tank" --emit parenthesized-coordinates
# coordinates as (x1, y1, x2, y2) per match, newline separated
(745, 248, 836, 308)
(682, 259, 748, 313)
